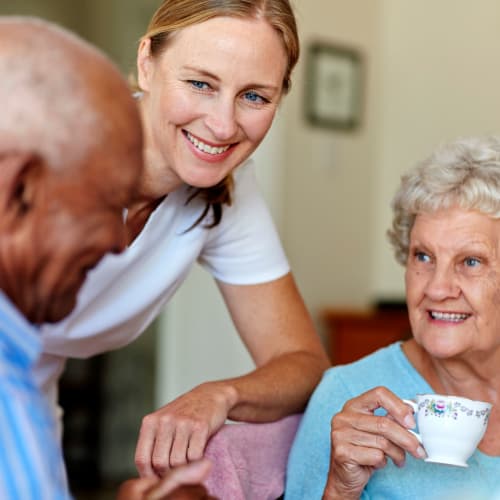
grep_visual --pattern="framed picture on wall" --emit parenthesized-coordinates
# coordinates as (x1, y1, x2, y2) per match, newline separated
(304, 41, 363, 130)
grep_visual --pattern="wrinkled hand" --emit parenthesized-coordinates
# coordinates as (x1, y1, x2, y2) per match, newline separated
(117, 458, 217, 499)
(322, 387, 424, 500)
(135, 382, 235, 477)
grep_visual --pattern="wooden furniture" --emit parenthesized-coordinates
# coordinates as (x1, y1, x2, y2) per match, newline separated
(322, 307, 411, 365)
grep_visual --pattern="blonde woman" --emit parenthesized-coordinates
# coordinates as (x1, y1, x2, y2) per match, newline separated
(39, 0, 330, 479)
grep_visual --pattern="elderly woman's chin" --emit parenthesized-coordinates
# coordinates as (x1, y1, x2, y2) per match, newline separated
(408, 315, 480, 360)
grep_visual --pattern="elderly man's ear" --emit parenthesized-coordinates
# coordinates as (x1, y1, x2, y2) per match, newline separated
(0, 152, 46, 223)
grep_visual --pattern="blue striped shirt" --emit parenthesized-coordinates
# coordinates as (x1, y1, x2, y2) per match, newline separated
(0, 291, 70, 499)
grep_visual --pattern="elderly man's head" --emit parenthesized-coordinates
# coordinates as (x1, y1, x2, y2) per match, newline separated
(0, 17, 143, 323)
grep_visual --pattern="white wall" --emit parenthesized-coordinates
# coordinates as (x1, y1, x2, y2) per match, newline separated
(284, 0, 500, 336)
(283, 0, 382, 321)
(371, 0, 500, 299)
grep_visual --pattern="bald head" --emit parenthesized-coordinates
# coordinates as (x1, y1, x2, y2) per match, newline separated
(0, 16, 141, 172)
(0, 17, 143, 324)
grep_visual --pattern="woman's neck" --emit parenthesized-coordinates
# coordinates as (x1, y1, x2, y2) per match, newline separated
(402, 339, 500, 456)
(402, 339, 500, 402)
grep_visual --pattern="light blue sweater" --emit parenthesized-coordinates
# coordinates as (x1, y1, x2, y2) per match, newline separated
(285, 342, 500, 500)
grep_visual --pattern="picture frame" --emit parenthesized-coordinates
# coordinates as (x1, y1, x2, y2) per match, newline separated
(304, 41, 363, 130)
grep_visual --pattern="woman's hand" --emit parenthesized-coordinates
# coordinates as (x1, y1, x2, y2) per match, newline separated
(118, 458, 216, 499)
(135, 382, 236, 477)
(322, 387, 425, 500)
(135, 274, 330, 478)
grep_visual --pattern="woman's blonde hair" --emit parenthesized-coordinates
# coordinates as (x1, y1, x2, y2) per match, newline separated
(139, 0, 299, 228)
(388, 136, 500, 266)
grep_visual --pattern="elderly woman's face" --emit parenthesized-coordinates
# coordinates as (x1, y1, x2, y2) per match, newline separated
(405, 207, 500, 360)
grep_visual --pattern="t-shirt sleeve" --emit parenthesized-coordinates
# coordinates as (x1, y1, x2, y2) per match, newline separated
(198, 159, 290, 284)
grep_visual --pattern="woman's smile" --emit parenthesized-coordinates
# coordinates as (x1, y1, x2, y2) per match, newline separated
(427, 309, 471, 322)
(183, 130, 235, 163)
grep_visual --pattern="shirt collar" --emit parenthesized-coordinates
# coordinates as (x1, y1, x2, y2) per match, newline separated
(0, 290, 41, 368)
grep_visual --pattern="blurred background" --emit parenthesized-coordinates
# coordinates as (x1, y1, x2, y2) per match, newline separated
(2, 0, 500, 497)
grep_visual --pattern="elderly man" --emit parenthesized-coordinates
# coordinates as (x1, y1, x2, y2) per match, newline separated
(0, 16, 213, 500)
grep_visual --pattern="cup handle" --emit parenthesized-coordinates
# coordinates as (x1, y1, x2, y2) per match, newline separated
(402, 399, 423, 444)
(402, 398, 417, 413)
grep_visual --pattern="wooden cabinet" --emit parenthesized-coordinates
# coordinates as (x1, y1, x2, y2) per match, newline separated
(322, 308, 411, 365)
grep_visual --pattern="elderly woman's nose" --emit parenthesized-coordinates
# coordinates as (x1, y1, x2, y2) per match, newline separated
(424, 265, 460, 299)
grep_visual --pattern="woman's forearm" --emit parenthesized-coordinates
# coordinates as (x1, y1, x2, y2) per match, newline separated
(215, 349, 329, 422)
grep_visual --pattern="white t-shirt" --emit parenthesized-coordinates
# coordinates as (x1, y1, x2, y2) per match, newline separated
(36, 159, 289, 410)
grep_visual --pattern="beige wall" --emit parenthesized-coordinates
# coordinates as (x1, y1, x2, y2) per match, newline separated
(371, 0, 500, 300)
(284, 1, 382, 323)
(284, 0, 500, 330)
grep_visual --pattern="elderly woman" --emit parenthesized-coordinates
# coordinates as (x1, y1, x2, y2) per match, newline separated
(285, 136, 500, 499)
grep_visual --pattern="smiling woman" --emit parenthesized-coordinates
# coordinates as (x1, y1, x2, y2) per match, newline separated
(404, 208, 499, 360)
(136, 15, 287, 192)
(37, 0, 330, 487)
(285, 136, 500, 500)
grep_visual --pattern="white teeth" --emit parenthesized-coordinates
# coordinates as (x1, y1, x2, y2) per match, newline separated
(430, 311, 470, 322)
(186, 132, 230, 155)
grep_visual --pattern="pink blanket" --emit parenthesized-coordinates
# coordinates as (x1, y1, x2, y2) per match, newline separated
(203, 414, 302, 500)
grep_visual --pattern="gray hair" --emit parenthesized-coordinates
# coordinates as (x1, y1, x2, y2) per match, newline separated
(0, 17, 113, 170)
(388, 136, 500, 266)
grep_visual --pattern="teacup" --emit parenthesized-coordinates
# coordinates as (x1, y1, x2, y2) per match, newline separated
(403, 394, 492, 467)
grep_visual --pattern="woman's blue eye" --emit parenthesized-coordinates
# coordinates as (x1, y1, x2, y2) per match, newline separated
(243, 91, 267, 104)
(415, 251, 430, 263)
(189, 80, 209, 90)
(464, 257, 480, 267)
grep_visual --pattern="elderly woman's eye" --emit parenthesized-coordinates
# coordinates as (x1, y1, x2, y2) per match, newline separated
(415, 251, 430, 263)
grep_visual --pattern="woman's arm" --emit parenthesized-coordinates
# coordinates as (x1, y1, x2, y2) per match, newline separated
(217, 272, 331, 421)
(134, 272, 330, 477)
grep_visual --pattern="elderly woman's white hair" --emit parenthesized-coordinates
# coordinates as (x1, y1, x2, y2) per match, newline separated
(0, 17, 124, 171)
(388, 136, 500, 266)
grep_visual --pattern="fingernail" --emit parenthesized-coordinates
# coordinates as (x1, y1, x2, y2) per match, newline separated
(404, 414, 416, 428)
(416, 446, 427, 458)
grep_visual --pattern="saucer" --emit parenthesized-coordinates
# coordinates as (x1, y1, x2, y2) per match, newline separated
(424, 457, 468, 468)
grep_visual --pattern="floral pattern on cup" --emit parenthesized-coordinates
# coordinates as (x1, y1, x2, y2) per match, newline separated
(417, 398, 491, 425)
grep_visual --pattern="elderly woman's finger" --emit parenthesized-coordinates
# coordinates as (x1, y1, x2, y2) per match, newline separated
(343, 386, 416, 429)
